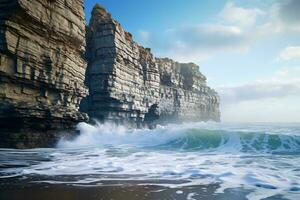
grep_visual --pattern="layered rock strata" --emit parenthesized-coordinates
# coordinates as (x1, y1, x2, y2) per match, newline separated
(0, 0, 88, 148)
(157, 58, 220, 123)
(83, 4, 160, 127)
(83, 4, 220, 127)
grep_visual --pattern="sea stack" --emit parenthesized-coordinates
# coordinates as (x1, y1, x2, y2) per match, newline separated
(0, 0, 88, 148)
(83, 4, 220, 127)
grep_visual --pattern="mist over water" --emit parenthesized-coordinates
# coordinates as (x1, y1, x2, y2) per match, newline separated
(1, 122, 300, 200)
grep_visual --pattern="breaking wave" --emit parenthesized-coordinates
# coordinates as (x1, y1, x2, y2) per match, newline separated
(58, 122, 300, 154)
(1, 122, 300, 200)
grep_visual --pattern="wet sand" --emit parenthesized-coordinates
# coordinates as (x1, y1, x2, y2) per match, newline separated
(0, 176, 290, 200)
(0, 178, 292, 200)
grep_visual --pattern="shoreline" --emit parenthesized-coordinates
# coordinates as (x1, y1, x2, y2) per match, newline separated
(0, 180, 254, 200)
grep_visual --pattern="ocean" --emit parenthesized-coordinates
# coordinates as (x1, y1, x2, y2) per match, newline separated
(1, 122, 300, 200)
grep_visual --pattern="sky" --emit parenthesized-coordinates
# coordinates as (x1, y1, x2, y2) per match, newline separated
(84, 0, 300, 123)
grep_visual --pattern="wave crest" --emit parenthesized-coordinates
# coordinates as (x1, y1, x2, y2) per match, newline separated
(58, 122, 300, 154)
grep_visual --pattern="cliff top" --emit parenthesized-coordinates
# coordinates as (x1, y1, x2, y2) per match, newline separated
(156, 57, 206, 80)
(156, 57, 198, 68)
(92, 3, 112, 19)
(90, 4, 205, 80)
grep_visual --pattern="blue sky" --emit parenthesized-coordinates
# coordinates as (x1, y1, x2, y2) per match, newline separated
(85, 0, 300, 122)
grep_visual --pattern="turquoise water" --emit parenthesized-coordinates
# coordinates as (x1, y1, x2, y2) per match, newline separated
(1, 122, 300, 199)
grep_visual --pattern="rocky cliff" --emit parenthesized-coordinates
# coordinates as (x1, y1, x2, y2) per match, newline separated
(0, 2, 220, 148)
(0, 0, 88, 148)
(157, 58, 220, 123)
(83, 4, 220, 127)
(83, 4, 160, 127)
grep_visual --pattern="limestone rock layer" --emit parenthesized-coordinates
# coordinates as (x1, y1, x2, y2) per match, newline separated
(84, 4, 220, 127)
(0, 0, 88, 148)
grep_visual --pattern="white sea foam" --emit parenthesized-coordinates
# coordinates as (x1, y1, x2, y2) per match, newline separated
(1, 122, 300, 200)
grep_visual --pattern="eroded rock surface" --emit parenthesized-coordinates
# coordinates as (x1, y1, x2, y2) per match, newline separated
(157, 58, 220, 124)
(0, 0, 88, 148)
(83, 4, 220, 127)
(83, 4, 160, 127)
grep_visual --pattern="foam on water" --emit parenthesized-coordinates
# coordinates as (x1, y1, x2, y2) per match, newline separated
(58, 121, 300, 154)
(1, 122, 300, 200)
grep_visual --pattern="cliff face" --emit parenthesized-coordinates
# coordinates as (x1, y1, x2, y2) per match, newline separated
(84, 5, 220, 127)
(0, 0, 88, 148)
(157, 58, 220, 123)
(83, 4, 160, 127)
(0, 2, 220, 148)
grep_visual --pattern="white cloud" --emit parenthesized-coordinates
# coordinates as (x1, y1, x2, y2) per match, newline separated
(154, 2, 267, 62)
(218, 67, 300, 103)
(136, 0, 300, 63)
(162, 24, 249, 62)
(220, 2, 264, 27)
(218, 67, 300, 122)
(277, 46, 300, 61)
(258, 0, 300, 35)
(273, 0, 300, 26)
(137, 30, 150, 45)
(158, 0, 300, 62)
(222, 97, 300, 123)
